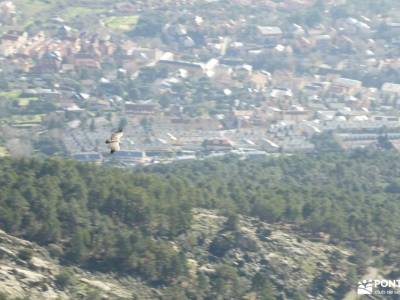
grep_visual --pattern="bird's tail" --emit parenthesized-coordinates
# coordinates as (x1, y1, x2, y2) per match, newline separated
(105, 140, 110, 144)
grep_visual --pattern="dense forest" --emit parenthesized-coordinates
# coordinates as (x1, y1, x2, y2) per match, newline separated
(0, 158, 192, 284)
(145, 150, 400, 276)
(146, 150, 400, 243)
(1, 151, 400, 298)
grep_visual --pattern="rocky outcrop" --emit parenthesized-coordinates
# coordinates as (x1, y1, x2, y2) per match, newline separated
(183, 208, 355, 300)
(0, 229, 156, 299)
(0, 209, 356, 299)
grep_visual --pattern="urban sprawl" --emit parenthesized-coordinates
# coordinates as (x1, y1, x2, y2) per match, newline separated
(1, 0, 400, 165)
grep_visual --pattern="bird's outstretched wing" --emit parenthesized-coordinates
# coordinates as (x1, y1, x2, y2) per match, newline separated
(109, 141, 120, 154)
(106, 129, 124, 154)
(110, 131, 123, 142)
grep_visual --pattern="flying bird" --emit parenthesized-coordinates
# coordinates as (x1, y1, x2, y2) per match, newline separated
(105, 128, 123, 154)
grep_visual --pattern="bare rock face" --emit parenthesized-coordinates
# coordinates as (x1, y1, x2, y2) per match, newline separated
(0, 229, 66, 299)
(186, 209, 355, 300)
(0, 229, 156, 299)
(0, 209, 356, 300)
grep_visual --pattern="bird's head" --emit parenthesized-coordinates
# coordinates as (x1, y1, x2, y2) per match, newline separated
(118, 127, 123, 132)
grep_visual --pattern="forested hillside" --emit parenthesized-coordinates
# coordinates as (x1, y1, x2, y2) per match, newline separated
(1, 151, 400, 298)
(144, 150, 400, 274)
(0, 158, 192, 284)
(147, 150, 400, 242)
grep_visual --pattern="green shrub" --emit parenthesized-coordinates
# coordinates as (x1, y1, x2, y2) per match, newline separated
(17, 248, 33, 261)
(55, 269, 74, 289)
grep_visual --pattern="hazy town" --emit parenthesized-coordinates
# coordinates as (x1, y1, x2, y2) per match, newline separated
(0, 0, 399, 166)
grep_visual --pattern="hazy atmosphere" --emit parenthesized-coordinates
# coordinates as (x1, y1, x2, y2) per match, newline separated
(0, 0, 400, 299)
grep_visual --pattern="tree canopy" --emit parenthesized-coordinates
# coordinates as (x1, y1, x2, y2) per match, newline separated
(1, 150, 400, 293)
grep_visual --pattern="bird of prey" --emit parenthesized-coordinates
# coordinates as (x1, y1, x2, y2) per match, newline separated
(105, 128, 124, 154)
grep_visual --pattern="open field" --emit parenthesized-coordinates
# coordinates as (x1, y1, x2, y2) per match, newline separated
(17, 97, 39, 107)
(1, 114, 45, 127)
(0, 146, 8, 157)
(0, 90, 22, 100)
(12, 0, 59, 27)
(10, 0, 119, 28)
(103, 15, 139, 31)
(0, 91, 39, 106)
